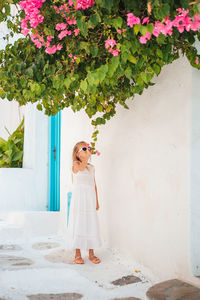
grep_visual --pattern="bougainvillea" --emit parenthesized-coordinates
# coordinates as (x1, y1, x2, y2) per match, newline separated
(0, 0, 200, 150)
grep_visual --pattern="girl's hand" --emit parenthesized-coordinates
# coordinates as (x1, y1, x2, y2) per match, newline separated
(96, 202, 99, 210)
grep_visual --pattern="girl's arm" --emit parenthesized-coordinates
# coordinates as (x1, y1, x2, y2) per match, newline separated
(94, 177, 99, 210)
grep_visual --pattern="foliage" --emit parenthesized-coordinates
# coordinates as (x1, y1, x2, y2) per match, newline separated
(0, 117, 24, 167)
(0, 0, 200, 149)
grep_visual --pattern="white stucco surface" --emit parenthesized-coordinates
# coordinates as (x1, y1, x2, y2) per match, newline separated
(0, 15, 200, 288)
(59, 56, 200, 287)
(0, 103, 49, 211)
(0, 216, 156, 300)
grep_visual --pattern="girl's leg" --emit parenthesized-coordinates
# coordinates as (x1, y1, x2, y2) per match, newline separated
(88, 248, 101, 264)
(74, 248, 84, 264)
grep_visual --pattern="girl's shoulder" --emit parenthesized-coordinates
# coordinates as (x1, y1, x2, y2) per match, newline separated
(87, 162, 94, 167)
(87, 163, 95, 172)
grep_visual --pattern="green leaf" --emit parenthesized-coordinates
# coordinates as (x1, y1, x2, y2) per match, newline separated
(140, 25, 147, 36)
(162, 3, 170, 17)
(156, 48, 163, 59)
(80, 80, 88, 92)
(108, 56, 120, 77)
(97, 64, 108, 82)
(111, 16, 123, 29)
(121, 47, 129, 63)
(87, 72, 95, 86)
(147, 24, 154, 34)
(90, 44, 98, 57)
(156, 34, 166, 44)
(77, 18, 88, 38)
(134, 24, 141, 35)
(125, 66, 132, 79)
(89, 13, 101, 27)
(80, 42, 90, 54)
(0, 89, 6, 99)
(37, 103, 43, 111)
(152, 64, 161, 75)
(64, 77, 72, 89)
(128, 54, 137, 64)
(12, 151, 22, 161)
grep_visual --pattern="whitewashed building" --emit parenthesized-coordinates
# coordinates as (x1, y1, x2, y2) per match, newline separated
(0, 21, 200, 288)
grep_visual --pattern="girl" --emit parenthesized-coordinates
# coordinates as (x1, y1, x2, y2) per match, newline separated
(66, 141, 102, 264)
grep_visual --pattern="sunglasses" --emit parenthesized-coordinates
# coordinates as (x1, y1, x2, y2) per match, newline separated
(77, 146, 92, 153)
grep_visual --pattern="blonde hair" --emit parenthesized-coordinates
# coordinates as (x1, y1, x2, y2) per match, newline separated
(72, 141, 88, 164)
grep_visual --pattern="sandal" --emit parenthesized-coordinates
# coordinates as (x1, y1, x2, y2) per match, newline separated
(89, 254, 101, 264)
(74, 255, 84, 264)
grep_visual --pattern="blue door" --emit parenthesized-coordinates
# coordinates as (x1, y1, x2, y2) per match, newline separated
(47, 111, 61, 211)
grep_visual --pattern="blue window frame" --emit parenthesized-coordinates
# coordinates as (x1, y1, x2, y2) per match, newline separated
(47, 111, 61, 211)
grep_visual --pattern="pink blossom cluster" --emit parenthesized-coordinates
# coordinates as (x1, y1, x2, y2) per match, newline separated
(19, 0, 46, 36)
(68, 53, 78, 63)
(127, 8, 200, 45)
(53, 0, 94, 13)
(117, 29, 126, 35)
(105, 38, 120, 56)
(75, 0, 95, 10)
(19, 0, 94, 54)
(86, 143, 100, 155)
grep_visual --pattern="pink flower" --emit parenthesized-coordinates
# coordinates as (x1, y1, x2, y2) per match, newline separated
(74, 28, 80, 36)
(69, 0, 74, 6)
(45, 41, 50, 47)
(34, 39, 43, 48)
(66, 17, 76, 25)
(152, 21, 163, 37)
(47, 35, 54, 41)
(56, 44, 63, 50)
(19, 0, 47, 30)
(195, 57, 199, 65)
(21, 28, 30, 36)
(20, 18, 28, 29)
(177, 8, 189, 18)
(45, 45, 57, 54)
(127, 13, 140, 27)
(68, 53, 73, 58)
(105, 38, 117, 49)
(75, 0, 95, 10)
(139, 36, 147, 44)
(54, 6, 59, 13)
(31, 32, 39, 40)
(39, 35, 44, 43)
(108, 48, 120, 56)
(142, 17, 149, 25)
(58, 29, 71, 40)
(117, 29, 122, 34)
(71, 59, 75, 63)
(95, 150, 100, 155)
(59, 4, 68, 11)
(145, 31, 151, 40)
(111, 49, 120, 56)
(55, 23, 67, 30)
(74, 56, 78, 60)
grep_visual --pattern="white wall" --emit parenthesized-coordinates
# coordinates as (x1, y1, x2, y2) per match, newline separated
(0, 100, 25, 140)
(59, 56, 200, 287)
(0, 103, 49, 211)
(0, 16, 49, 211)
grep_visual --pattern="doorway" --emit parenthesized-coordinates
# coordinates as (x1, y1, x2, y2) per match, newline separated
(47, 111, 61, 211)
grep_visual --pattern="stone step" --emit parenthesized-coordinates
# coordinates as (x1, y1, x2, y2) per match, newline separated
(146, 278, 200, 300)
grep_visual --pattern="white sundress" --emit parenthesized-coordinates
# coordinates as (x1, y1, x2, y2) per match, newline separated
(66, 163, 102, 250)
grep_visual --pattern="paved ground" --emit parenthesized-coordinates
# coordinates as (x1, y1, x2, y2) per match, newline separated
(0, 218, 157, 300)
